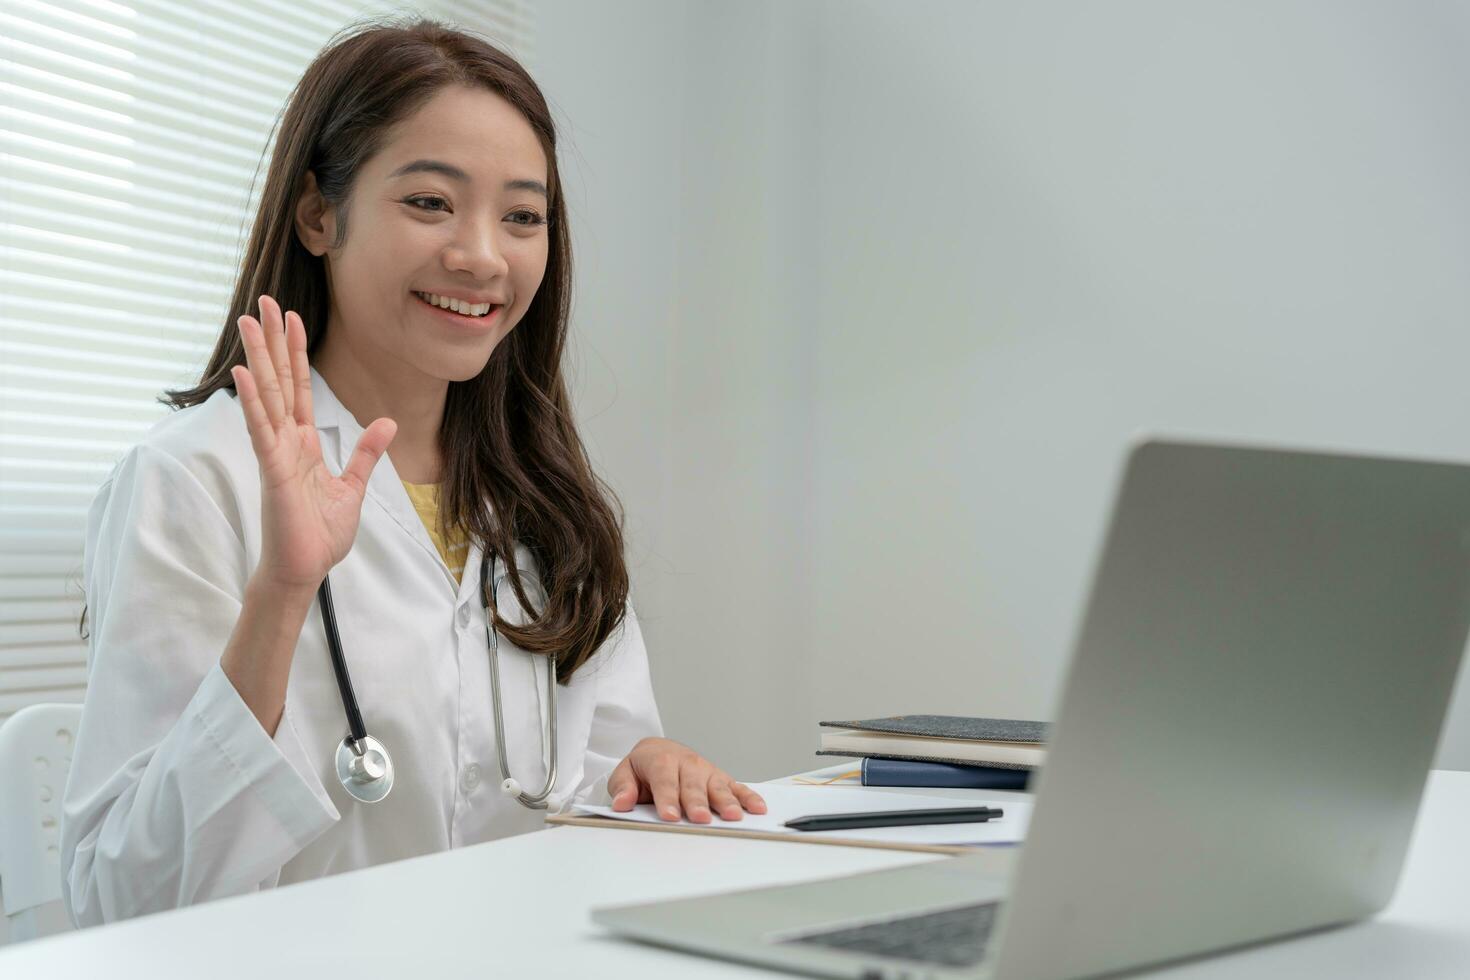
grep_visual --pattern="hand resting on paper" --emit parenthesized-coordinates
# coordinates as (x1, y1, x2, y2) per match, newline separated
(607, 737, 767, 823)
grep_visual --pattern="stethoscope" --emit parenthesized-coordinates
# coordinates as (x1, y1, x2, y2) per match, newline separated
(317, 548, 558, 809)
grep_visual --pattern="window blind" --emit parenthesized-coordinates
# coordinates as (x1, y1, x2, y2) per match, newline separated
(0, 0, 535, 725)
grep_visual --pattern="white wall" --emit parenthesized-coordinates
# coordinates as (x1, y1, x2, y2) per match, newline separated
(805, 0, 1470, 770)
(532, 0, 817, 778)
(534, 0, 1470, 777)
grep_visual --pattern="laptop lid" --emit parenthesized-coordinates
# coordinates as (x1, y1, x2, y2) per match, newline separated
(988, 439, 1470, 979)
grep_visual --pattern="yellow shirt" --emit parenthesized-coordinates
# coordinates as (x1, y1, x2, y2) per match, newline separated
(401, 480, 471, 583)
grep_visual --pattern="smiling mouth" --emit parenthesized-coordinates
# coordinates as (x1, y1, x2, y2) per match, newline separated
(411, 290, 503, 320)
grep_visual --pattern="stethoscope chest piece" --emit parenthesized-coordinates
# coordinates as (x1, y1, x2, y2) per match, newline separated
(336, 734, 395, 803)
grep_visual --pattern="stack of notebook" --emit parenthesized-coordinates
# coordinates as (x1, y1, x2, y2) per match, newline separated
(817, 714, 1049, 790)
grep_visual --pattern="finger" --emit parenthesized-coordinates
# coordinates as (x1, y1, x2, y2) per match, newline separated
(287, 311, 314, 427)
(607, 757, 638, 812)
(340, 418, 397, 496)
(707, 778, 743, 822)
(679, 759, 715, 824)
(230, 363, 277, 458)
(731, 781, 767, 814)
(240, 299, 285, 425)
(647, 757, 683, 821)
(260, 295, 293, 420)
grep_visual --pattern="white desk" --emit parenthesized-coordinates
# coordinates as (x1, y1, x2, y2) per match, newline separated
(3, 767, 1466, 978)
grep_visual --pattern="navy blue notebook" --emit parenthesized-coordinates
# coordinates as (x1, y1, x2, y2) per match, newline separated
(861, 757, 1032, 791)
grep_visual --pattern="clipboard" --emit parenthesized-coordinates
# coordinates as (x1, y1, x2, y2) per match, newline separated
(544, 812, 975, 855)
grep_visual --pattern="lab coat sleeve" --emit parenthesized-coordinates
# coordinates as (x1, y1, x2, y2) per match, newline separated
(564, 601, 664, 809)
(61, 443, 340, 928)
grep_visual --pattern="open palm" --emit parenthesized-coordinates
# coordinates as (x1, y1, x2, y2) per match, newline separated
(231, 294, 397, 592)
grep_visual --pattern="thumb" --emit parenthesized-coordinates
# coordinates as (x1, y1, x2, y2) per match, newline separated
(607, 758, 638, 810)
(341, 418, 397, 494)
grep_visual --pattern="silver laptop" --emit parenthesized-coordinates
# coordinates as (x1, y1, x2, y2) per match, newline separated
(592, 439, 1470, 979)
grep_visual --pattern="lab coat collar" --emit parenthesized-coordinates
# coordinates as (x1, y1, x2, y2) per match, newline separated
(308, 366, 478, 602)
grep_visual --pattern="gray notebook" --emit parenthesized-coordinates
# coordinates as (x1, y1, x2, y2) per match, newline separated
(817, 714, 1049, 770)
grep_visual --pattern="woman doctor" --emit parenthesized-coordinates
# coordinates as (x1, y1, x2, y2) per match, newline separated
(60, 18, 764, 928)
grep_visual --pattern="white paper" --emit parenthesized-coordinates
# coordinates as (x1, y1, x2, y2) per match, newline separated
(571, 781, 1031, 845)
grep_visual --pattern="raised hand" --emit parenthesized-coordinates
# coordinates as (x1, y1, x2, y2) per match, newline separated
(230, 294, 397, 593)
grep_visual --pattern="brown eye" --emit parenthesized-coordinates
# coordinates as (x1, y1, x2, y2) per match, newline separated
(406, 195, 448, 212)
(507, 210, 547, 227)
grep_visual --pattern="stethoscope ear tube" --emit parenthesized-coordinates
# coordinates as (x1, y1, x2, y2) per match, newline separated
(318, 574, 368, 745)
(481, 548, 559, 810)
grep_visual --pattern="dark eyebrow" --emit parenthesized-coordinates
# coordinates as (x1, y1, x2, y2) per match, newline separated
(387, 159, 548, 198)
(504, 178, 549, 198)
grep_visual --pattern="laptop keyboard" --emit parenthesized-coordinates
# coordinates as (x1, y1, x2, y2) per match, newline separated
(779, 901, 1001, 968)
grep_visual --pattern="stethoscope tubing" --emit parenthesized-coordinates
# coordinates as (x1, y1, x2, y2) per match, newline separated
(317, 575, 368, 745)
(482, 550, 558, 809)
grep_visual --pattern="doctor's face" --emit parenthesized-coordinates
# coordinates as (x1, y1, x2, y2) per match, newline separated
(300, 83, 551, 383)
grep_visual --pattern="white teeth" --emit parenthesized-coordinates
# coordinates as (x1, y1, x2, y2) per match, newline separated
(415, 291, 494, 317)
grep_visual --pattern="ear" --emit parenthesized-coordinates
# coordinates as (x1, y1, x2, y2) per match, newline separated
(294, 169, 338, 256)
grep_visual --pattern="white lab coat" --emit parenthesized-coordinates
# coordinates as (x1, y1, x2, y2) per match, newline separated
(60, 367, 663, 927)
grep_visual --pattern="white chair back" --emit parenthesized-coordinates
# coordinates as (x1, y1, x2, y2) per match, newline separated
(0, 702, 82, 943)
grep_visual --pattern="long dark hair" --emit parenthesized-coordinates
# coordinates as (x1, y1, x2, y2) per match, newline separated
(83, 17, 627, 682)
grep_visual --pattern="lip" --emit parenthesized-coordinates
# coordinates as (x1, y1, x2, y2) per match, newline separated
(412, 291, 503, 329)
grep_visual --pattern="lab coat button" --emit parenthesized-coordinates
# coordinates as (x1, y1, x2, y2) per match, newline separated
(461, 763, 481, 792)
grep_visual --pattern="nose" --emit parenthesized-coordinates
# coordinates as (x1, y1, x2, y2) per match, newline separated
(443, 214, 510, 282)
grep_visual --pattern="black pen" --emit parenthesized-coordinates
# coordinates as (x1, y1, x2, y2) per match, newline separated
(784, 806, 1004, 832)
